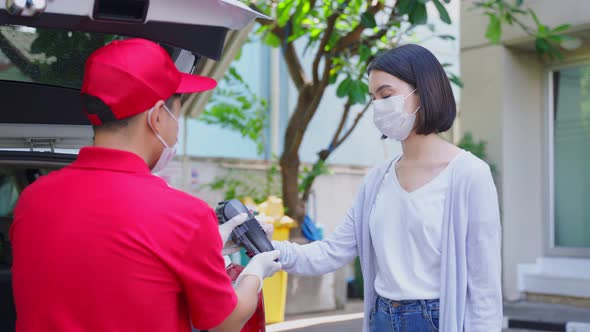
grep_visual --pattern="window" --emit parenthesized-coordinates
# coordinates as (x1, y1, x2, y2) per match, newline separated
(551, 65, 590, 252)
(0, 25, 194, 89)
(0, 174, 18, 217)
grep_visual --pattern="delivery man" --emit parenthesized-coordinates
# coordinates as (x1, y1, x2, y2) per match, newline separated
(10, 38, 281, 332)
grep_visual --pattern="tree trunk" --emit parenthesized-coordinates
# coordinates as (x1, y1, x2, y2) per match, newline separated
(280, 152, 305, 223)
(280, 79, 329, 234)
(280, 89, 315, 228)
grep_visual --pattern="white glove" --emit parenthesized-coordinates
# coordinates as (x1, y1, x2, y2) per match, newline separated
(255, 215, 274, 241)
(235, 250, 282, 292)
(218, 213, 247, 255)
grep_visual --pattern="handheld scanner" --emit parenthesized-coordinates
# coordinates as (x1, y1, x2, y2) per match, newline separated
(215, 199, 275, 257)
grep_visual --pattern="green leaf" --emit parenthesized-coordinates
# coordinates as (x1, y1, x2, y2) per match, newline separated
(361, 12, 377, 28)
(310, 28, 322, 39)
(485, 15, 502, 43)
(548, 46, 564, 61)
(547, 35, 566, 43)
(438, 34, 456, 41)
(417, 0, 429, 3)
(337, 78, 352, 98)
(552, 24, 571, 33)
(329, 72, 339, 84)
(349, 80, 368, 105)
(276, 0, 296, 27)
(432, 0, 452, 24)
(538, 25, 548, 36)
(409, 3, 428, 25)
(535, 37, 550, 53)
(264, 33, 281, 48)
(528, 8, 541, 28)
(396, 0, 414, 15)
(359, 44, 371, 62)
(448, 73, 464, 88)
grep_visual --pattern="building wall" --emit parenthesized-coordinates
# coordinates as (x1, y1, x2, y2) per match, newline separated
(460, 44, 543, 300)
(501, 50, 545, 301)
(462, 0, 590, 50)
(461, 0, 590, 301)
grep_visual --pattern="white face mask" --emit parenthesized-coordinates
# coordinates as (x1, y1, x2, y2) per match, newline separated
(372, 88, 420, 141)
(147, 105, 178, 173)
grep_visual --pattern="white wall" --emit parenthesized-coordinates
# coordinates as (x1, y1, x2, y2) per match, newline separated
(501, 50, 545, 300)
(460, 0, 590, 300)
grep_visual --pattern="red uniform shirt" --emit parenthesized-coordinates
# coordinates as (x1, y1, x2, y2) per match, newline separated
(10, 147, 237, 332)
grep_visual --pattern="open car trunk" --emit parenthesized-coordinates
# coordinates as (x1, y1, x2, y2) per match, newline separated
(0, 152, 76, 332)
(0, 0, 268, 150)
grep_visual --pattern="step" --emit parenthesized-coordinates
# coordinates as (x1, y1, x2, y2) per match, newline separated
(504, 301, 590, 332)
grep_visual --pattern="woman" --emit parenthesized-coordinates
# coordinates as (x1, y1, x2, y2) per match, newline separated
(272, 44, 502, 332)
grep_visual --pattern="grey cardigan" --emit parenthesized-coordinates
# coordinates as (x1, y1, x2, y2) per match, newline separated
(273, 152, 502, 332)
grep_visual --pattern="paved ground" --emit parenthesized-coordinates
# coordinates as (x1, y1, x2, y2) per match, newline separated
(270, 316, 542, 332)
(267, 299, 590, 332)
(279, 318, 362, 332)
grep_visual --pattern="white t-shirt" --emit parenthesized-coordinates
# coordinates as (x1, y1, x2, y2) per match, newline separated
(369, 155, 456, 300)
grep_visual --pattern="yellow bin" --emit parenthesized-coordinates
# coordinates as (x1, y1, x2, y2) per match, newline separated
(257, 197, 296, 324)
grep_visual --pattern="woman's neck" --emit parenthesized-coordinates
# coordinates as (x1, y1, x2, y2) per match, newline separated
(400, 133, 449, 162)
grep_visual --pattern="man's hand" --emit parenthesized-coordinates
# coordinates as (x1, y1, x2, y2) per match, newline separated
(235, 250, 282, 292)
(218, 213, 247, 255)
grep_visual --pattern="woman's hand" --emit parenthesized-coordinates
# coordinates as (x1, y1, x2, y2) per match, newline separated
(256, 215, 274, 241)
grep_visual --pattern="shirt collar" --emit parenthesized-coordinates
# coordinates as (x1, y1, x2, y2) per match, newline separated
(70, 146, 151, 174)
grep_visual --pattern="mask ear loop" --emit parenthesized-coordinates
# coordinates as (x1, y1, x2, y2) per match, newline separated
(147, 107, 170, 148)
(404, 88, 420, 115)
(403, 88, 417, 101)
(162, 104, 180, 146)
(163, 104, 178, 122)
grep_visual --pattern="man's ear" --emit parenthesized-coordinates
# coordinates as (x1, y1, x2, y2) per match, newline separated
(149, 100, 167, 130)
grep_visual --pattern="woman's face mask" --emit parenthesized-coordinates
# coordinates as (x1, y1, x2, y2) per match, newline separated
(372, 89, 420, 141)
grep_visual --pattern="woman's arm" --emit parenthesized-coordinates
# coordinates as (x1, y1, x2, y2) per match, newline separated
(272, 201, 359, 276)
(464, 164, 503, 331)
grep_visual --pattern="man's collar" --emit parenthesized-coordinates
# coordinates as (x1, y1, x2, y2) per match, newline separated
(70, 146, 151, 174)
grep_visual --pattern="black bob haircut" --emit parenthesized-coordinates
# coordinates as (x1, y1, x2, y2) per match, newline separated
(367, 44, 456, 135)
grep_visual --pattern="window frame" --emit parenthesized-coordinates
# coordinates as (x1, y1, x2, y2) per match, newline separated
(546, 59, 590, 258)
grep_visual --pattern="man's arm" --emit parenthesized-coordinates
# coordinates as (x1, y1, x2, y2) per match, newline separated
(211, 275, 260, 332)
(183, 211, 281, 332)
(212, 248, 281, 331)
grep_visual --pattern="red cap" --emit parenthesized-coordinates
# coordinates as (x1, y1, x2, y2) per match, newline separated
(81, 38, 217, 125)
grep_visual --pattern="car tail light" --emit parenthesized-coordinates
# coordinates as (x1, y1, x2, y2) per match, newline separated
(226, 263, 266, 332)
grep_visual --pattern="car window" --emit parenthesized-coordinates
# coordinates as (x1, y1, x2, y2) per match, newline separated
(0, 25, 192, 90)
(0, 175, 18, 217)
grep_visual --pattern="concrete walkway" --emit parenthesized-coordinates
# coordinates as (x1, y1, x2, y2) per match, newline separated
(267, 300, 590, 332)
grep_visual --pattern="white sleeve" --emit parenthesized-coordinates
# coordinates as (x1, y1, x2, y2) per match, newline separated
(464, 164, 503, 332)
(272, 206, 359, 276)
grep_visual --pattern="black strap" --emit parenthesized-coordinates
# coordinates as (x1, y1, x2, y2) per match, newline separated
(81, 94, 117, 123)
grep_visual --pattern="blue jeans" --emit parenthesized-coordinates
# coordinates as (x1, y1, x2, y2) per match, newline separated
(369, 295, 440, 332)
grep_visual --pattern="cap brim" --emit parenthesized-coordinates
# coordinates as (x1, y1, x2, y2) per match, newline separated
(176, 73, 217, 93)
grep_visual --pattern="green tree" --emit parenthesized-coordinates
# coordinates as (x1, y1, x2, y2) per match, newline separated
(240, 0, 570, 224)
